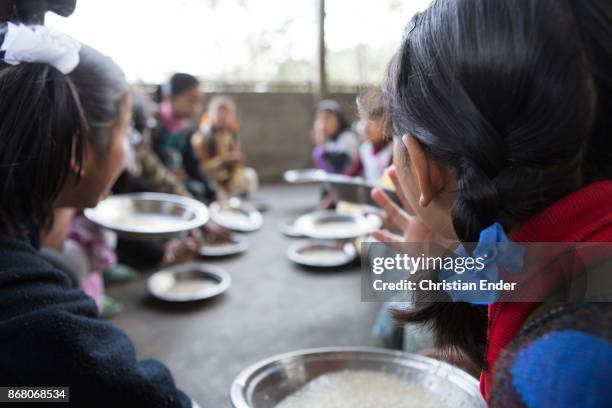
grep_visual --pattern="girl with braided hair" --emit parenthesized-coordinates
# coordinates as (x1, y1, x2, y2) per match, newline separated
(373, 0, 612, 406)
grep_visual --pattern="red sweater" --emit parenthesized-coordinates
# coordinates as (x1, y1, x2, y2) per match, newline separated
(481, 181, 612, 399)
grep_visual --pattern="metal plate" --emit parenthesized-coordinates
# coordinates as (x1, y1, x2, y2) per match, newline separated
(283, 169, 327, 184)
(199, 234, 249, 257)
(279, 219, 306, 238)
(292, 210, 381, 240)
(287, 240, 356, 268)
(230, 347, 485, 408)
(147, 262, 231, 302)
(84, 193, 209, 241)
(210, 198, 264, 233)
(324, 174, 404, 209)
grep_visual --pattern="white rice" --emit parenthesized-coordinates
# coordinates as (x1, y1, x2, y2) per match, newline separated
(275, 370, 446, 408)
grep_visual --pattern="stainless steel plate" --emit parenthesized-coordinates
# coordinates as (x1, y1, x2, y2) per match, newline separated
(279, 219, 306, 238)
(210, 198, 264, 232)
(283, 169, 327, 184)
(287, 239, 356, 268)
(292, 210, 381, 240)
(230, 347, 484, 408)
(199, 234, 249, 257)
(84, 193, 209, 241)
(147, 262, 231, 302)
(324, 174, 403, 209)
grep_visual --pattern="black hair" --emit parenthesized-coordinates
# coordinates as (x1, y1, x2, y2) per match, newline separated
(315, 99, 350, 140)
(169, 72, 200, 97)
(69, 46, 129, 149)
(0, 0, 76, 24)
(385, 0, 601, 369)
(0, 31, 128, 234)
(570, 0, 612, 182)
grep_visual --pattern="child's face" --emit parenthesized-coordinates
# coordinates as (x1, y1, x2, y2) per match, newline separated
(56, 96, 132, 209)
(314, 110, 341, 138)
(214, 104, 237, 130)
(362, 118, 385, 144)
(171, 87, 202, 120)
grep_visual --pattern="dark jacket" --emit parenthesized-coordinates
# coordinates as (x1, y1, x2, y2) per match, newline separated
(0, 233, 192, 407)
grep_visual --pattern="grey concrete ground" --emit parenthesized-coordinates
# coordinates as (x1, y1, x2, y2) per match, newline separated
(107, 184, 381, 407)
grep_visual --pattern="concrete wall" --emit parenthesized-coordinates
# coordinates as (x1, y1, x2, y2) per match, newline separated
(203, 92, 359, 181)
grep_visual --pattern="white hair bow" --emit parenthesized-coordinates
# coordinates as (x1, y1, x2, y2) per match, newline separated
(1, 22, 81, 74)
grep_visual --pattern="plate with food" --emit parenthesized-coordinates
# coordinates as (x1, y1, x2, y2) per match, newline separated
(210, 198, 263, 232)
(84, 193, 209, 241)
(147, 262, 231, 302)
(287, 239, 357, 268)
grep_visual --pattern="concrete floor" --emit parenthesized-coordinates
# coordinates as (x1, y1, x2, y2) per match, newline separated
(107, 184, 382, 407)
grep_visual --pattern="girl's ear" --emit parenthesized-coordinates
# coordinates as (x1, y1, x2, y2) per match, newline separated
(403, 134, 446, 207)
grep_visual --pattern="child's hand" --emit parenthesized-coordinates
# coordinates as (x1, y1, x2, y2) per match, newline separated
(161, 232, 203, 267)
(311, 127, 327, 146)
(226, 118, 240, 133)
(222, 151, 243, 164)
(202, 223, 232, 243)
(371, 167, 456, 248)
(172, 168, 187, 182)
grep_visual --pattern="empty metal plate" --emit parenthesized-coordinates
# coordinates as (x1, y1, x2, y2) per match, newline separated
(147, 262, 231, 302)
(283, 169, 327, 184)
(210, 198, 264, 232)
(287, 239, 357, 268)
(292, 210, 382, 240)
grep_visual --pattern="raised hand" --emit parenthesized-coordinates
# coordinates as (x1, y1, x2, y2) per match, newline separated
(371, 167, 456, 248)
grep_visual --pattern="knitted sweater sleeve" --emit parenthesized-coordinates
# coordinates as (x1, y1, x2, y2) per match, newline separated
(489, 303, 612, 408)
(0, 237, 193, 408)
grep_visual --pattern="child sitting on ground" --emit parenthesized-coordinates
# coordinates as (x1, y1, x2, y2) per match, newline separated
(152, 73, 216, 200)
(311, 99, 358, 174)
(192, 95, 258, 198)
(345, 87, 393, 183)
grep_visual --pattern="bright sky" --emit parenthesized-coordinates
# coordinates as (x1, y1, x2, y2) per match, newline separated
(47, 0, 432, 84)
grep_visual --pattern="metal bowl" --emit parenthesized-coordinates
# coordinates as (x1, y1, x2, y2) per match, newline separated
(84, 193, 209, 241)
(292, 210, 381, 240)
(287, 239, 357, 268)
(147, 262, 231, 302)
(283, 169, 327, 184)
(231, 347, 484, 408)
